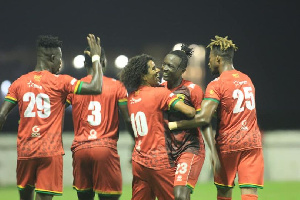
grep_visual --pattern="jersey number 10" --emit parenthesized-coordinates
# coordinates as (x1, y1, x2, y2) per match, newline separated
(131, 112, 148, 137)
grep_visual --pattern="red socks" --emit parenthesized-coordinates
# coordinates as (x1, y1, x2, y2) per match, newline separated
(241, 194, 258, 200)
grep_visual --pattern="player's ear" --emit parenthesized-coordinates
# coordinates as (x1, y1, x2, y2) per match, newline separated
(50, 54, 55, 62)
(216, 55, 221, 63)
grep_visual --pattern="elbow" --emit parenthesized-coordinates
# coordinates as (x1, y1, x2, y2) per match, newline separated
(195, 114, 211, 126)
(185, 108, 196, 118)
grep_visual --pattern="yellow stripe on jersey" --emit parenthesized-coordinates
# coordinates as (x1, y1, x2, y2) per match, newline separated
(35, 188, 63, 195)
(74, 80, 81, 94)
(168, 98, 180, 110)
(5, 96, 17, 102)
(94, 189, 122, 195)
(66, 99, 71, 105)
(118, 98, 128, 105)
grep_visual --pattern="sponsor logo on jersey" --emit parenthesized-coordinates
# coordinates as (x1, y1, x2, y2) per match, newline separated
(188, 83, 195, 89)
(130, 97, 142, 104)
(241, 120, 248, 131)
(88, 129, 97, 140)
(177, 175, 182, 181)
(233, 80, 248, 87)
(31, 125, 41, 137)
(27, 80, 42, 89)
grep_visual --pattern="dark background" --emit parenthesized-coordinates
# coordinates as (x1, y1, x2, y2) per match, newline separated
(0, 0, 299, 131)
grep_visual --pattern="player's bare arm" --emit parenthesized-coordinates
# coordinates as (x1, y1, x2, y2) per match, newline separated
(0, 101, 17, 131)
(169, 99, 218, 130)
(79, 34, 103, 95)
(172, 100, 196, 118)
(118, 104, 135, 139)
(201, 124, 221, 174)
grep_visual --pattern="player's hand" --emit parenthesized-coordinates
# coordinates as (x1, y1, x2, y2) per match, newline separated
(168, 122, 178, 130)
(85, 34, 101, 57)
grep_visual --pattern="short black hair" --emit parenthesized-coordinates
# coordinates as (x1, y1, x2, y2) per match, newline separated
(168, 44, 193, 70)
(84, 47, 106, 68)
(36, 35, 62, 48)
(120, 54, 153, 91)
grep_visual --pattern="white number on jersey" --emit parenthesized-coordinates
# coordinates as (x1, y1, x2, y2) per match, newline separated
(23, 92, 51, 118)
(175, 162, 188, 174)
(232, 86, 255, 114)
(131, 112, 148, 137)
(87, 101, 101, 126)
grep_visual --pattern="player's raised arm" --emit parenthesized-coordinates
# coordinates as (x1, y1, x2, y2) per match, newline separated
(169, 99, 218, 130)
(79, 34, 103, 95)
(0, 101, 17, 131)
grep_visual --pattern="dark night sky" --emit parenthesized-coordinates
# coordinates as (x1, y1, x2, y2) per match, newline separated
(0, 0, 299, 131)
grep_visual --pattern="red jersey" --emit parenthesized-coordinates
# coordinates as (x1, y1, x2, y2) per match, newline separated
(204, 70, 262, 152)
(128, 86, 179, 170)
(66, 76, 127, 152)
(162, 80, 205, 159)
(5, 71, 81, 159)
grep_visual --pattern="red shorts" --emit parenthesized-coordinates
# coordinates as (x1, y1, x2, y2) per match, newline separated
(72, 146, 122, 197)
(17, 155, 63, 196)
(132, 161, 175, 200)
(174, 152, 205, 192)
(214, 148, 264, 189)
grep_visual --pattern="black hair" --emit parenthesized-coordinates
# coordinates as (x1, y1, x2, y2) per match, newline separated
(84, 47, 106, 68)
(168, 44, 193, 70)
(36, 35, 62, 48)
(119, 54, 153, 91)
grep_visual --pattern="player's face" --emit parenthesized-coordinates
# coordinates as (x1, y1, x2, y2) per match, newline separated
(208, 52, 219, 75)
(162, 54, 184, 81)
(51, 48, 62, 74)
(143, 60, 160, 87)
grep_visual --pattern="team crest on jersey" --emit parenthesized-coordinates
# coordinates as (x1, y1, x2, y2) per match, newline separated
(31, 125, 41, 137)
(34, 75, 42, 82)
(209, 90, 214, 95)
(130, 97, 142, 104)
(232, 73, 240, 78)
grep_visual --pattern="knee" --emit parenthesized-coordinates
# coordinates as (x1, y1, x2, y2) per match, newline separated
(77, 191, 95, 200)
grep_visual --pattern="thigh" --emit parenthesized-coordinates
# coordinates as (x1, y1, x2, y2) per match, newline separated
(174, 151, 205, 193)
(17, 158, 38, 190)
(73, 148, 94, 192)
(35, 155, 63, 196)
(238, 148, 264, 189)
(214, 151, 241, 188)
(150, 167, 175, 200)
(92, 147, 122, 198)
(131, 161, 155, 200)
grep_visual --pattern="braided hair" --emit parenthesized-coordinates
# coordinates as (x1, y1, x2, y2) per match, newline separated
(207, 35, 238, 62)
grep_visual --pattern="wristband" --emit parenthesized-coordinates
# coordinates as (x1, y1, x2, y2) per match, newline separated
(168, 122, 178, 130)
(92, 55, 100, 63)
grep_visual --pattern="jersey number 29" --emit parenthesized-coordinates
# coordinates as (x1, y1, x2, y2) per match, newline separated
(23, 92, 51, 118)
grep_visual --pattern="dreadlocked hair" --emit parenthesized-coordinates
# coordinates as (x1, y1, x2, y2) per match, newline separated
(36, 35, 62, 48)
(119, 54, 153, 91)
(168, 43, 193, 70)
(206, 36, 238, 62)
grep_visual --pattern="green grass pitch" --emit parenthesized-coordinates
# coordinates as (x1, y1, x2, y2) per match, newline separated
(0, 181, 299, 199)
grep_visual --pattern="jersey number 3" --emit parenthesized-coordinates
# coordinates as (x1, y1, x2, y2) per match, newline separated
(232, 87, 255, 114)
(23, 92, 51, 118)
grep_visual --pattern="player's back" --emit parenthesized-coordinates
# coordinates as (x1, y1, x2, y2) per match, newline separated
(68, 76, 127, 152)
(205, 69, 262, 152)
(5, 70, 79, 158)
(128, 86, 176, 169)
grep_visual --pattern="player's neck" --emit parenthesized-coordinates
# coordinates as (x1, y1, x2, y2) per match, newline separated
(167, 77, 182, 89)
(219, 64, 235, 74)
(34, 61, 51, 72)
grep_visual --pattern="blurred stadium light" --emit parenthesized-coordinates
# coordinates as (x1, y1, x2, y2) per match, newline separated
(73, 55, 85, 69)
(115, 55, 128, 69)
